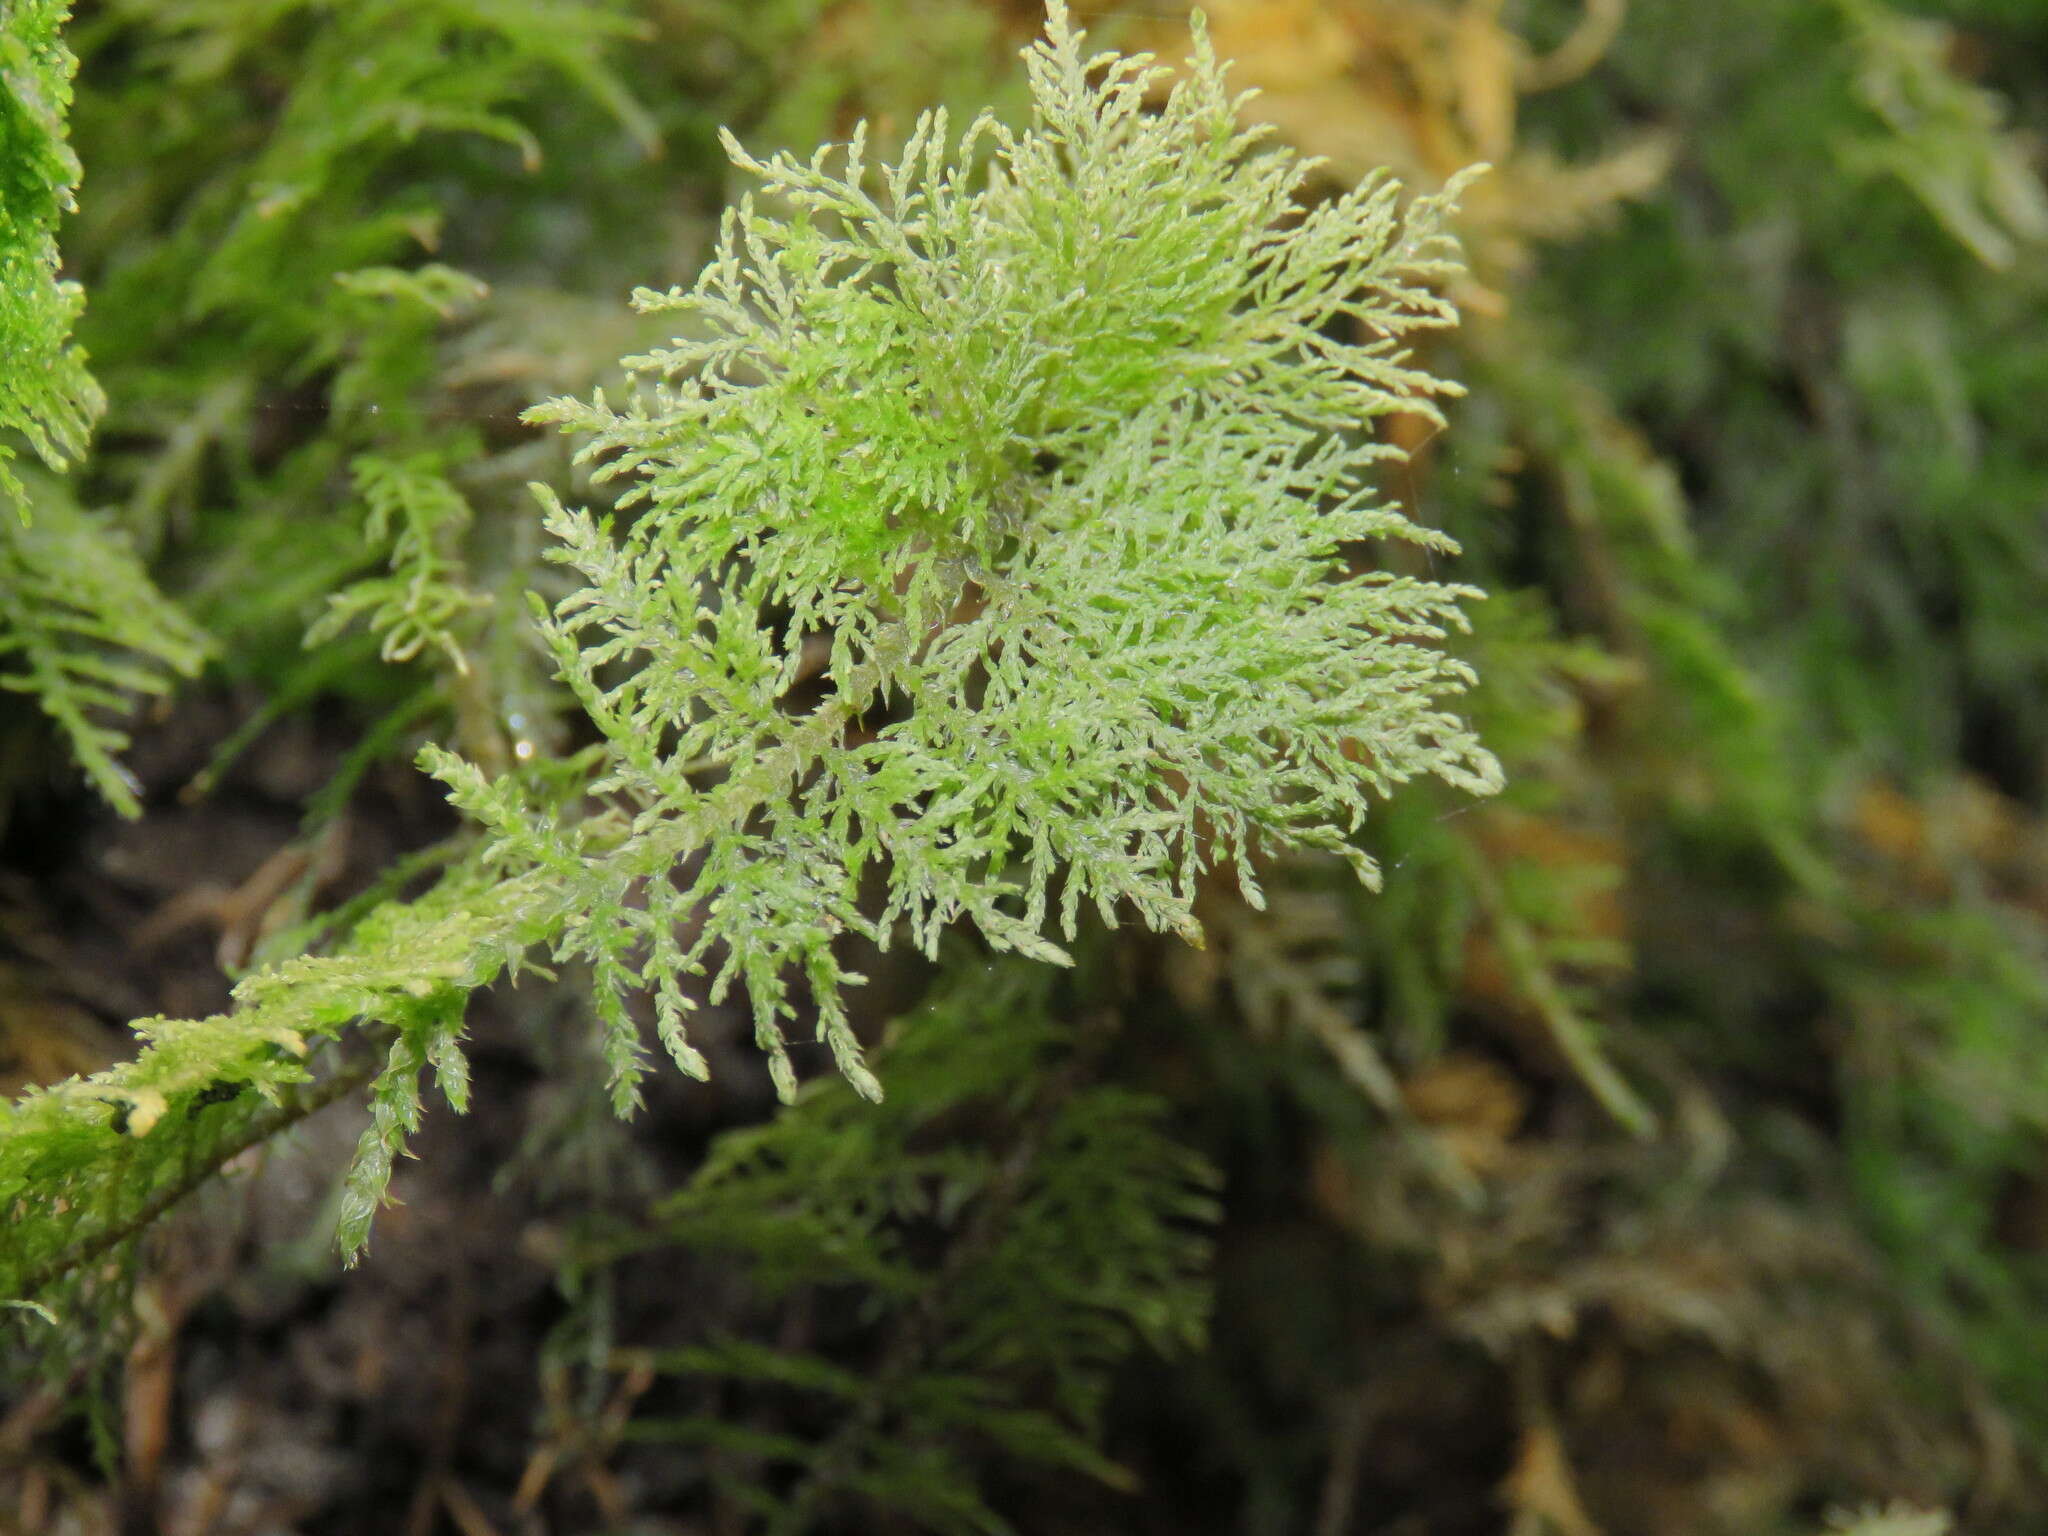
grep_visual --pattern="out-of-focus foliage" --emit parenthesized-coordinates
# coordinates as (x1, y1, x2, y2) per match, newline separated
(552, 962, 1218, 1534)
(0, 471, 211, 816)
(1100, 0, 2048, 1528)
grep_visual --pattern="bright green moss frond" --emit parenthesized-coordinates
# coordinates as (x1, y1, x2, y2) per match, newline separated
(0, 0, 104, 514)
(491, 3, 1501, 1104)
(2, 4, 1499, 1311)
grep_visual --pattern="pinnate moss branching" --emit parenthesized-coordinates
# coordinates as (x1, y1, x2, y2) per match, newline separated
(455, 0, 1501, 1102)
(2, 2, 1494, 1321)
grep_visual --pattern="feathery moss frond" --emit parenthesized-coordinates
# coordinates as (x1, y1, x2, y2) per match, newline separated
(478, 0, 1499, 1104)
(0, 472, 211, 814)
(2, 3, 1493, 1320)
(0, 0, 103, 515)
